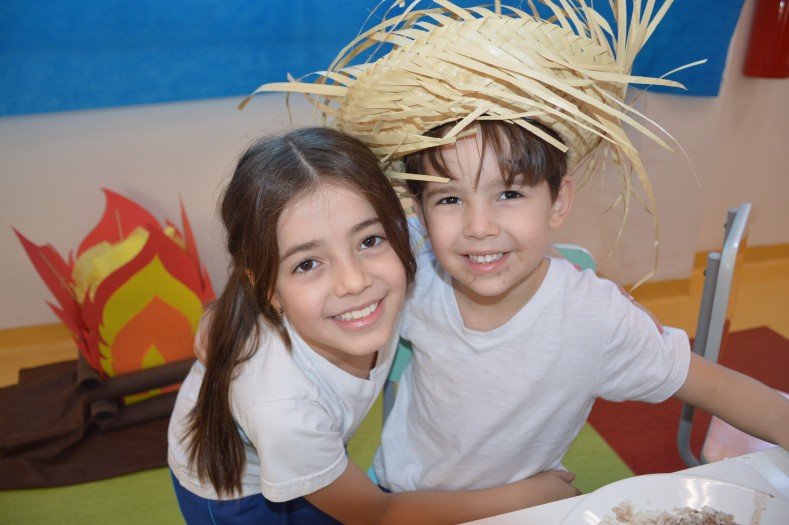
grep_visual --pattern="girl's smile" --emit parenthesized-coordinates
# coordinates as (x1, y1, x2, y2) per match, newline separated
(331, 298, 383, 327)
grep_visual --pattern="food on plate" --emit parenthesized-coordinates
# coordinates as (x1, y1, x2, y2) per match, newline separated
(599, 500, 740, 524)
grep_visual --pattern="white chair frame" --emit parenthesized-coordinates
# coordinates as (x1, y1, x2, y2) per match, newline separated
(677, 202, 752, 467)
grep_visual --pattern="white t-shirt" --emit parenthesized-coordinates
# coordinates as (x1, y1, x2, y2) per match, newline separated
(168, 318, 397, 502)
(373, 238, 691, 492)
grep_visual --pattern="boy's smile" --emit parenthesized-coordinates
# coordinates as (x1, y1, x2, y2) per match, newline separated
(418, 132, 573, 329)
(467, 252, 505, 265)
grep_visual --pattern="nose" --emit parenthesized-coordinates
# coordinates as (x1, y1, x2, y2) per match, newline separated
(463, 202, 499, 240)
(334, 256, 373, 297)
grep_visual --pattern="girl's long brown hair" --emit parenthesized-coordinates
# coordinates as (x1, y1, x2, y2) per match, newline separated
(185, 127, 415, 497)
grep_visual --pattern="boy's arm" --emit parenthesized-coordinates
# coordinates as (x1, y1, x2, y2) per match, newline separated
(305, 461, 579, 525)
(674, 352, 789, 449)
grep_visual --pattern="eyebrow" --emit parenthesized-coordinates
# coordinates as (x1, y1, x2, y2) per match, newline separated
(279, 216, 382, 262)
(424, 176, 512, 200)
(424, 181, 458, 200)
(352, 217, 383, 235)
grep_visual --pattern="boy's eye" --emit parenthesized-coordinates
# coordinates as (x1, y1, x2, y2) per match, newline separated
(360, 235, 384, 250)
(437, 196, 461, 205)
(294, 259, 318, 273)
(498, 190, 523, 201)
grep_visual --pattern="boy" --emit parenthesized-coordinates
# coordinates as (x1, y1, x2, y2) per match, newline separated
(371, 118, 789, 492)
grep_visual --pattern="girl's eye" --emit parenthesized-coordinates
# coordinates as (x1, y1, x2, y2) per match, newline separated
(294, 259, 318, 273)
(360, 235, 384, 250)
(437, 196, 461, 205)
(499, 190, 523, 201)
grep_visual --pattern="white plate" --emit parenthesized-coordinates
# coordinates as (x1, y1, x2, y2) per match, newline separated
(560, 473, 789, 524)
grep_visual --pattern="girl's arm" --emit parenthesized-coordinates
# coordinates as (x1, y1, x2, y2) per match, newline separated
(674, 352, 789, 449)
(305, 460, 578, 525)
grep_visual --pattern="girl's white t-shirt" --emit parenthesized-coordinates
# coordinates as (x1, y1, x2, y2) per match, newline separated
(168, 318, 397, 502)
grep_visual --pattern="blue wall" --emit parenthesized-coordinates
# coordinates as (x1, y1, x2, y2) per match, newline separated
(0, 0, 743, 117)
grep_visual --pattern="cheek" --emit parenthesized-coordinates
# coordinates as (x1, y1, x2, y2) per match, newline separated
(394, 264, 409, 293)
(423, 217, 454, 246)
(271, 275, 288, 309)
(377, 253, 408, 304)
(281, 295, 322, 328)
(384, 252, 408, 284)
(273, 279, 313, 317)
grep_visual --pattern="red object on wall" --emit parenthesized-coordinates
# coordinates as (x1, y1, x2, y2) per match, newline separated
(743, 0, 789, 78)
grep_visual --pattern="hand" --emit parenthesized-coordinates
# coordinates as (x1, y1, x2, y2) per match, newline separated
(516, 470, 581, 508)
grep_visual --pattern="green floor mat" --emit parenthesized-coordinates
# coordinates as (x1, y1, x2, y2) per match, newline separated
(563, 423, 634, 494)
(0, 467, 181, 525)
(0, 398, 631, 524)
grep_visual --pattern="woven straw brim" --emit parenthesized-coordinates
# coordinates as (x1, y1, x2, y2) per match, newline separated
(241, 0, 701, 286)
(335, 14, 625, 175)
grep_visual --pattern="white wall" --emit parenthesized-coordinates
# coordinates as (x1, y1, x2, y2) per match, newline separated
(1, 0, 787, 330)
(697, 1, 789, 251)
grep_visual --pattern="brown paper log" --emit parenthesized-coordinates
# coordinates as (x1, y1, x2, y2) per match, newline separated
(88, 398, 120, 428)
(91, 391, 178, 432)
(76, 352, 194, 402)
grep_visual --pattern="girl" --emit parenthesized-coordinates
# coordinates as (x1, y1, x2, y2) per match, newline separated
(167, 127, 578, 525)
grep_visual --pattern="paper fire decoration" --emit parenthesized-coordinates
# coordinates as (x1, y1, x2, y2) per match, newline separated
(14, 189, 214, 398)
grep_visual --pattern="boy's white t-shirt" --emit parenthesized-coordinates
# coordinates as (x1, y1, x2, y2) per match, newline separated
(168, 317, 397, 502)
(373, 237, 691, 492)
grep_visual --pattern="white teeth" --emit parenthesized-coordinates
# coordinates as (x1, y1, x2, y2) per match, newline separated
(334, 301, 379, 321)
(469, 253, 503, 264)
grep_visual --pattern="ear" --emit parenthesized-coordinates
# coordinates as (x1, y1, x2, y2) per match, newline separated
(549, 177, 574, 229)
(250, 269, 284, 315)
(270, 294, 283, 312)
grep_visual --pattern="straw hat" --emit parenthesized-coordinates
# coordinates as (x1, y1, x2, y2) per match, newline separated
(241, 0, 699, 282)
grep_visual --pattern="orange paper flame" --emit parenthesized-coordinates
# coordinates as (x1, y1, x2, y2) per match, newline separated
(15, 189, 214, 402)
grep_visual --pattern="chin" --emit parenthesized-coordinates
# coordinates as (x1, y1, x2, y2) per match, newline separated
(460, 279, 513, 297)
(356, 331, 394, 355)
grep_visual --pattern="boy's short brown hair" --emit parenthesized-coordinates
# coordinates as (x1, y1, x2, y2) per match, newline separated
(404, 120, 567, 205)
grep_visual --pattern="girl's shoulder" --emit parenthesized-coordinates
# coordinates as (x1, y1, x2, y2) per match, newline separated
(231, 330, 322, 410)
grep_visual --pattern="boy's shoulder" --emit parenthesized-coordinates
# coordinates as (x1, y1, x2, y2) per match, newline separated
(547, 256, 621, 305)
